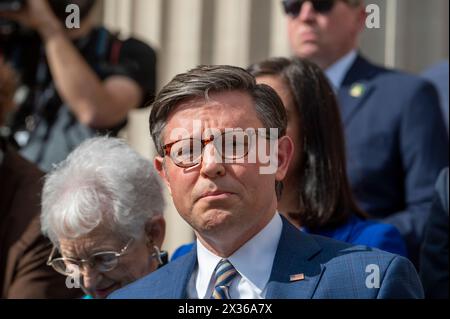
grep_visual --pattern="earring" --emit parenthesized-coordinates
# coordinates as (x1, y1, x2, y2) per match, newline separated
(151, 245, 168, 266)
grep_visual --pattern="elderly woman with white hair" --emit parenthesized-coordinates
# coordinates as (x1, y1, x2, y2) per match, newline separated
(41, 137, 166, 299)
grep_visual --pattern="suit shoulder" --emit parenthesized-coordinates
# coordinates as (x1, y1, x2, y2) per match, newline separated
(108, 253, 192, 299)
(371, 64, 435, 91)
(356, 57, 433, 89)
(307, 231, 422, 298)
(311, 233, 400, 267)
(107, 268, 164, 299)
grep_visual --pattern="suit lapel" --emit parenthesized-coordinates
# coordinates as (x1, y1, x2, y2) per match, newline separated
(338, 55, 377, 126)
(266, 218, 325, 299)
(155, 245, 197, 298)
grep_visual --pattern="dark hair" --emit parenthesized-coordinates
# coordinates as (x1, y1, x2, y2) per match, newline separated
(149, 65, 288, 200)
(248, 57, 366, 229)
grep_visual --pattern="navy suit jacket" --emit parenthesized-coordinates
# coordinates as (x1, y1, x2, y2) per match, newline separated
(420, 168, 449, 298)
(422, 61, 449, 133)
(109, 218, 423, 299)
(338, 55, 449, 266)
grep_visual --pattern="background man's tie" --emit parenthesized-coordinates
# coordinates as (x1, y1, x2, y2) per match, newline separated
(211, 259, 237, 299)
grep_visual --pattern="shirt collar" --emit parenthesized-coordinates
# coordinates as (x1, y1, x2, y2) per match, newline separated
(195, 213, 283, 298)
(325, 49, 358, 90)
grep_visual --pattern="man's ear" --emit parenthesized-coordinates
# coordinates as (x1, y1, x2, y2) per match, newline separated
(275, 135, 294, 181)
(154, 156, 172, 195)
(144, 215, 166, 249)
(356, 4, 367, 33)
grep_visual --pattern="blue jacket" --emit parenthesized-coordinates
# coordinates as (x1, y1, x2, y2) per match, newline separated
(171, 215, 407, 260)
(338, 55, 449, 265)
(304, 215, 407, 257)
(109, 217, 423, 299)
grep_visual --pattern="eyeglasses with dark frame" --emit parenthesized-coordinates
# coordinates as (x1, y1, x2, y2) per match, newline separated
(162, 129, 275, 168)
(282, 0, 337, 17)
(46, 238, 134, 276)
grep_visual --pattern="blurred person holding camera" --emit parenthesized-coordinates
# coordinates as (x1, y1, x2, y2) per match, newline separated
(0, 0, 157, 172)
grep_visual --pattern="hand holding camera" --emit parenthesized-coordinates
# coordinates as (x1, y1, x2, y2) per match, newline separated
(0, 0, 62, 39)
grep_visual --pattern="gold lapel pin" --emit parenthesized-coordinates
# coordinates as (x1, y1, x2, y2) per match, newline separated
(289, 273, 305, 282)
(350, 83, 365, 98)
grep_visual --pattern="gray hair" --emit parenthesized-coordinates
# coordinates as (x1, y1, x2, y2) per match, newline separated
(41, 136, 165, 246)
(149, 65, 287, 156)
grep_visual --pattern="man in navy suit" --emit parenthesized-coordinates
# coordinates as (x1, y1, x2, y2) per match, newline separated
(283, 0, 449, 266)
(109, 65, 423, 299)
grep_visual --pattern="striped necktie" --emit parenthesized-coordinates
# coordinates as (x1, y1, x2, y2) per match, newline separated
(211, 259, 237, 299)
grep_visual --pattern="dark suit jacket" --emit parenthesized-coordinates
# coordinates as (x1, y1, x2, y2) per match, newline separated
(0, 139, 81, 298)
(420, 168, 449, 299)
(422, 61, 449, 133)
(109, 217, 423, 299)
(338, 55, 449, 266)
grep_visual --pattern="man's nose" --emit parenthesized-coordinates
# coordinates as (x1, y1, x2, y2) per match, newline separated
(297, 1, 317, 22)
(200, 143, 226, 178)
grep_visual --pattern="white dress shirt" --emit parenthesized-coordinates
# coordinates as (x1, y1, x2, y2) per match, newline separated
(187, 213, 283, 299)
(325, 49, 358, 91)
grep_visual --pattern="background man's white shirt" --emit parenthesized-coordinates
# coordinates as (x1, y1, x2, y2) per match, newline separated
(325, 49, 358, 91)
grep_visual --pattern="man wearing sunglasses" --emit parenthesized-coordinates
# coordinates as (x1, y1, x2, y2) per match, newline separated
(283, 0, 449, 268)
(109, 65, 423, 299)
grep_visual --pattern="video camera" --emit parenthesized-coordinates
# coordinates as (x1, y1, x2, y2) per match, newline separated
(0, 0, 24, 36)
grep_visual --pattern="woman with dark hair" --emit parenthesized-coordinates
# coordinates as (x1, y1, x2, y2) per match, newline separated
(172, 57, 407, 260)
(247, 57, 407, 256)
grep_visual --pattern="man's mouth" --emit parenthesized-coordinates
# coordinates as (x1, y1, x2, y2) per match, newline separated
(300, 31, 318, 42)
(198, 190, 235, 201)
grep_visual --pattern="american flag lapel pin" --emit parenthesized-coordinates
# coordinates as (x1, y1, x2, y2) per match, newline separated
(290, 273, 305, 282)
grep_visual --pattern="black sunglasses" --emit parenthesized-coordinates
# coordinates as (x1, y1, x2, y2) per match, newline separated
(282, 0, 336, 17)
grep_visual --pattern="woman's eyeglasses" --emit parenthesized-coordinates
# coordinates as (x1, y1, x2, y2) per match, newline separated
(46, 238, 134, 276)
